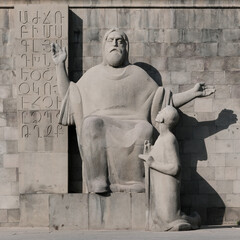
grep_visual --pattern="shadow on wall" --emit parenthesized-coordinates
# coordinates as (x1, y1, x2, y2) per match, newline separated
(68, 11, 83, 193)
(176, 109, 237, 225)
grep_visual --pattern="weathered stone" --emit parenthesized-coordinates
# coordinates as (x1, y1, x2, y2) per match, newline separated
(0, 196, 19, 209)
(20, 194, 49, 227)
(3, 154, 18, 168)
(225, 207, 240, 222)
(49, 194, 88, 230)
(0, 168, 17, 182)
(0, 210, 7, 222)
(89, 193, 131, 230)
(19, 152, 68, 194)
(7, 209, 20, 223)
(194, 98, 213, 112)
(131, 193, 146, 230)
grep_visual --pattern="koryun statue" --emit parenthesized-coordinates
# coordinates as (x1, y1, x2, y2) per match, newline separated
(139, 106, 201, 231)
(51, 28, 215, 194)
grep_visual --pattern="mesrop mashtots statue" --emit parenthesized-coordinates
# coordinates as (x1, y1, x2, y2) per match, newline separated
(51, 28, 215, 194)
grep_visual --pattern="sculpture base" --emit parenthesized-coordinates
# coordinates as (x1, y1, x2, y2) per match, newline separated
(19, 193, 146, 230)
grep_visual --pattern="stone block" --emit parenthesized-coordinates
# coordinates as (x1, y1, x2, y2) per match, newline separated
(231, 86, 240, 98)
(175, 9, 189, 28)
(233, 181, 240, 193)
(225, 57, 240, 71)
(89, 193, 131, 230)
(150, 57, 166, 71)
(225, 72, 240, 85)
(0, 182, 12, 195)
(208, 154, 225, 167)
(213, 71, 226, 84)
(131, 193, 145, 230)
(19, 153, 68, 194)
(49, 194, 88, 230)
(197, 43, 218, 57)
(148, 10, 159, 29)
(0, 140, 7, 154)
(0, 196, 19, 209)
(225, 167, 237, 180)
(167, 58, 186, 71)
(133, 29, 148, 43)
(214, 85, 231, 99)
(164, 29, 179, 43)
(202, 29, 222, 43)
(7, 209, 20, 223)
(0, 222, 19, 227)
(182, 29, 202, 43)
(170, 72, 191, 85)
(3, 154, 19, 168)
(20, 194, 49, 227)
(6, 140, 17, 153)
(226, 194, 240, 207)
(215, 167, 225, 180)
(215, 140, 234, 153)
(223, 29, 240, 42)
(186, 58, 204, 72)
(225, 208, 240, 222)
(191, 71, 214, 84)
(194, 98, 213, 112)
(204, 57, 225, 71)
(0, 86, 12, 99)
(0, 168, 17, 182)
(0, 113, 7, 127)
(6, 112, 17, 127)
(0, 210, 7, 222)
(4, 127, 17, 140)
(218, 43, 240, 57)
(3, 99, 16, 113)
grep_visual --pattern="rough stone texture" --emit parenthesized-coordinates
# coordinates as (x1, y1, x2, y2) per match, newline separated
(19, 153, 68, 194)
(49, 194, 88, 230)
(89, 193, 131, 230)
(19, 194, 49, 227)
(15, 5, 69, 195)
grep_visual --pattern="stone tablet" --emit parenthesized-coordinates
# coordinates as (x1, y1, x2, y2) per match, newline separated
(15, 5, 68, 194)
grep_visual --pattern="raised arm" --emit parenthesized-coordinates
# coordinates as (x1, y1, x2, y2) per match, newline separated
(172, 82, 215, 108)
(51, 43, 70, 98)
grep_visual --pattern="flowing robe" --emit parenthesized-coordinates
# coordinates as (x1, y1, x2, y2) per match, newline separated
(59, 64, 173, 192)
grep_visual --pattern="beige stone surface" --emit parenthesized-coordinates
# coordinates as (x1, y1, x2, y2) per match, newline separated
(19, 153, 68, 194)
(89, 193, 131, 230)
(19, 194, 49, 227)
(49, 194, 88, 230)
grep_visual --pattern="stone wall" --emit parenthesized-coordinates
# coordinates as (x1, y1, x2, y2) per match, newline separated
(0, 8, 20, 227)
(0, 1, 239, 227)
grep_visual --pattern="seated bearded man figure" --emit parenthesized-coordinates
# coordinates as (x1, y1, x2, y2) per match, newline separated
(51, 28, 215, 193)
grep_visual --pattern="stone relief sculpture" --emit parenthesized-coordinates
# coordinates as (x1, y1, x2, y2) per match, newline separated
(139, 106, 201, 231)
(51, 28, 215, 194)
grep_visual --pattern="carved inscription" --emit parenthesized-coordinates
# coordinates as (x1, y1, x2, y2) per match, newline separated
(15, 6, 68, 142)
(16, 7, 68, 110)
(20, 110, 64, 139)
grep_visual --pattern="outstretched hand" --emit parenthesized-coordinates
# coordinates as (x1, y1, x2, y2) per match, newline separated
(51, 43, 67, 65)
(193, 82, 215, 97)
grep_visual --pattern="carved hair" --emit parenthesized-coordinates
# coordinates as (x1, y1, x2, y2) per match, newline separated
(102, 28, 130, 66)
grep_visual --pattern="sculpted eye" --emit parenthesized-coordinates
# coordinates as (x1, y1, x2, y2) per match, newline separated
(107, 38, 114, 42)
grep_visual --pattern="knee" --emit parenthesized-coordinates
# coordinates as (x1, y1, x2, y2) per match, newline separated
(82, 117, 104, 137)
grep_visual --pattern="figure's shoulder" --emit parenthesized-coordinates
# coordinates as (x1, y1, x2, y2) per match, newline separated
(127, 64, 159, 86)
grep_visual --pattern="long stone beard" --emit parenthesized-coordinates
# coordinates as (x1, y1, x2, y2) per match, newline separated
(106, 51, 125, 67)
